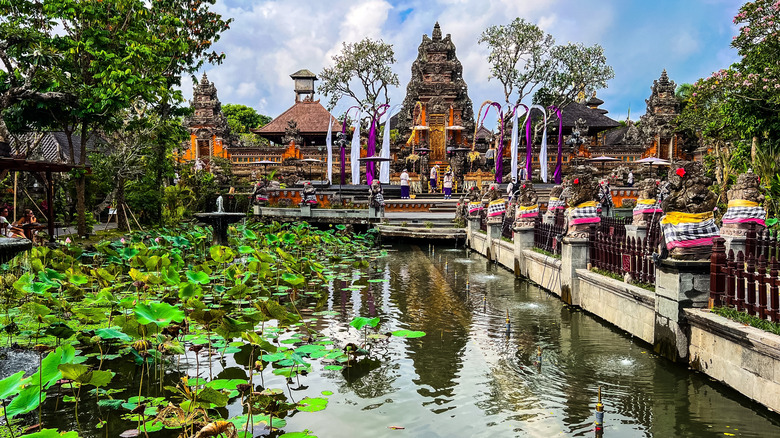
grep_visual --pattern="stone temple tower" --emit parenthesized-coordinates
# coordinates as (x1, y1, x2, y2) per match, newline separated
(398, 22, 476, 161)
(640, 70, 683, 160)
(180, 73, 231, 161)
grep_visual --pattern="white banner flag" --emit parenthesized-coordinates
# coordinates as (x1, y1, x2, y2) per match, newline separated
(351, 111, 361, 185)
(380, 105, 401, 184)
(531, 105, 548, 182)
(325, 115, 333, 184)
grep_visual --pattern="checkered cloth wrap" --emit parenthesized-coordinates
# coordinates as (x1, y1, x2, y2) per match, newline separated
(547, 197, 566, 211)
(568, 201, 601, 225)
(302, 194, 317, 204)
(487, 200, 506, 217)
(633, 198, 662, 215)
(660, 212, 720, 250)
(516, 204, 539, 218)
(722, 200, 766, 226)
(468, 202, 483, 215)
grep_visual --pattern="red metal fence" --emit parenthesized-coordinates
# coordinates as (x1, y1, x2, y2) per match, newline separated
(710, 236, 780, 322)
(589, 220, 661, 285)
(533, 217, 564, 255)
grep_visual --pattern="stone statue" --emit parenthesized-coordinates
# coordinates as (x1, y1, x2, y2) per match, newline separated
(564, 165, 601, 238)
(609, 165, 631, 186)
(301, 182, 318, 206)
(484, 183, 505, 225)
(721, 169, 766, 237)
(513, 181, 539, 228)
(369, 180, 385, 212)
(454, 195, 468, 226)
(660, 161, 719, 259)
(633, 178, 662, 226)
(252, 179, 268, 205)
(467, 186, 483, 218)
(544, 185, 565, 224)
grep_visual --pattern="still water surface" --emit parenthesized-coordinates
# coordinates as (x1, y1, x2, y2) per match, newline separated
(43, 243, 780, 437)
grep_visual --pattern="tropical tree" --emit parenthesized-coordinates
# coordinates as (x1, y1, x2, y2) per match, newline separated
(318, 38, 399, 111)
(679, 0, 780, 213)
(222, 104, 271, 134)
(479, 18, 613, 108)
(0, 0, 232, 236)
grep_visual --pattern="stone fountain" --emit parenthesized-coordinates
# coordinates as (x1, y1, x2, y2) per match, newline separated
(194, 195, 245, 246)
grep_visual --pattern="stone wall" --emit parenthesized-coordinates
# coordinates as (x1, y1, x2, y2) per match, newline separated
(465, 221, 780, 413)
(577, 269, 655, 344)
(686, 309, 780, 412)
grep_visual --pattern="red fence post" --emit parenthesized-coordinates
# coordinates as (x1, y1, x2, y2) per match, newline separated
(757, 254, 768, 320)
(710, 237, 726, 308)
(771, 257, 780, 322)
(746, 252, 756, 316)
(726, 249, 736, 307)
(736, 251, 746, 312)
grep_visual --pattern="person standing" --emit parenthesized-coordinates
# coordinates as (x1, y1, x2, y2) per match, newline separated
(400, 168, 410, 199)
(485, 144, 496, 171)
(506, 178, 517, 201)
(627, 171, 634, 187)
(0, 207, 10, 237)
(429, 164, 439, 193)
(598, 180, 613, 217)
(443, 171, 453, 199)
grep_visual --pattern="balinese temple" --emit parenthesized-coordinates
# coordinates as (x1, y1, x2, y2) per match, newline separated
(600, 70, 689, 162)
(179, 73, 231, 162)
(396, 22, 476, 162)
(639, 70, 686, 160)
(253, 70, 342, 147)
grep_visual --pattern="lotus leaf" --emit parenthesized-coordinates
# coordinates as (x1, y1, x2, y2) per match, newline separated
(282, 273, 305, 286)
(95, 327, 131, 342)
(185, 270, 210, 285)
(349, 316, 380, 331)
(0, 370, 26, 400)
(6, 385, 46, 418)
(296, 397, 328, 412)
(134, 302, 185, 328)
(391, 330, 427, 338)
(279, 431, 317, 438)
(17, 429, 79, 438)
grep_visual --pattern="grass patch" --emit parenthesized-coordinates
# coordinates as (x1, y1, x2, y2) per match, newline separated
(531, 247, 561, 259)
(501, 236, 512, 243)
(591, 267, 623, 281)
(477, 229, 486, 234)
(712, 307, 780, 336)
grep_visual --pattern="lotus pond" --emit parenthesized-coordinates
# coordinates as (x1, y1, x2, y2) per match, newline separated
(1, 225, 780, 438)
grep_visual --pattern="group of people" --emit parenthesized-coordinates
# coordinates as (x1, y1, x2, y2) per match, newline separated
(0, 208, 38, 239)
(398, 165, 455, 200)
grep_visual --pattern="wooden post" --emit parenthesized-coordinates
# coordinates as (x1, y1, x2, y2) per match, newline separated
(710, 237, 726, 308)
(46, 171, 54, 242)
(770, 256, 780, 322)
(757, 254, 768, 319)
(736, 251, 746, 311)
(746, 252, 756, 315)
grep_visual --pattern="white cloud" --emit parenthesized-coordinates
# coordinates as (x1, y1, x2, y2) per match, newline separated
(181, 0, 742, 123)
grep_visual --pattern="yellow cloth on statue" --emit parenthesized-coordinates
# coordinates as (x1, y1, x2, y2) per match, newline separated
(517, 205, 538, 212)
(660, 211, 713, 225)
(727, 199, 759, 208)
(574, 201, 597, 209)
(637, 199, 657, 205)
(549, 197, 559, 201)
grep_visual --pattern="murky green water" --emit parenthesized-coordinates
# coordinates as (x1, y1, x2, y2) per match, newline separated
(40, 243, 780, 437)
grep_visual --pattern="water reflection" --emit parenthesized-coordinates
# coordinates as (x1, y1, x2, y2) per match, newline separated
(310, 243, 780, 437)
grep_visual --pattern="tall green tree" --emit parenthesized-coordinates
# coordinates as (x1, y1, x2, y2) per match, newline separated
(222, 103, 271, 133)
(0, 0, 231, 235)
(479, 18, 614, 108)
(318, 38, 399, 111)
(679, 0, 780, 212)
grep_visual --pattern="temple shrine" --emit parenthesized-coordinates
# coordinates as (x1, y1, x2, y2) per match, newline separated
(179, 73, 231, 164)
(396, 22, 476, 162)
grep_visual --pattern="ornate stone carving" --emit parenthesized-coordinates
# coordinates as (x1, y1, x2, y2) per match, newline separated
(660, 161, 719, 259)
(633, 178, 662, 226)
(513, 181, 539, 228)
(398, 23, 475, 141)
(721, 170, 766, 237)
(282, 120, 303, 146)
(563, 166, 600, 238)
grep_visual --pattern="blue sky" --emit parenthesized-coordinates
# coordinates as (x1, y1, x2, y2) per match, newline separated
(183, 0, 744, 124)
